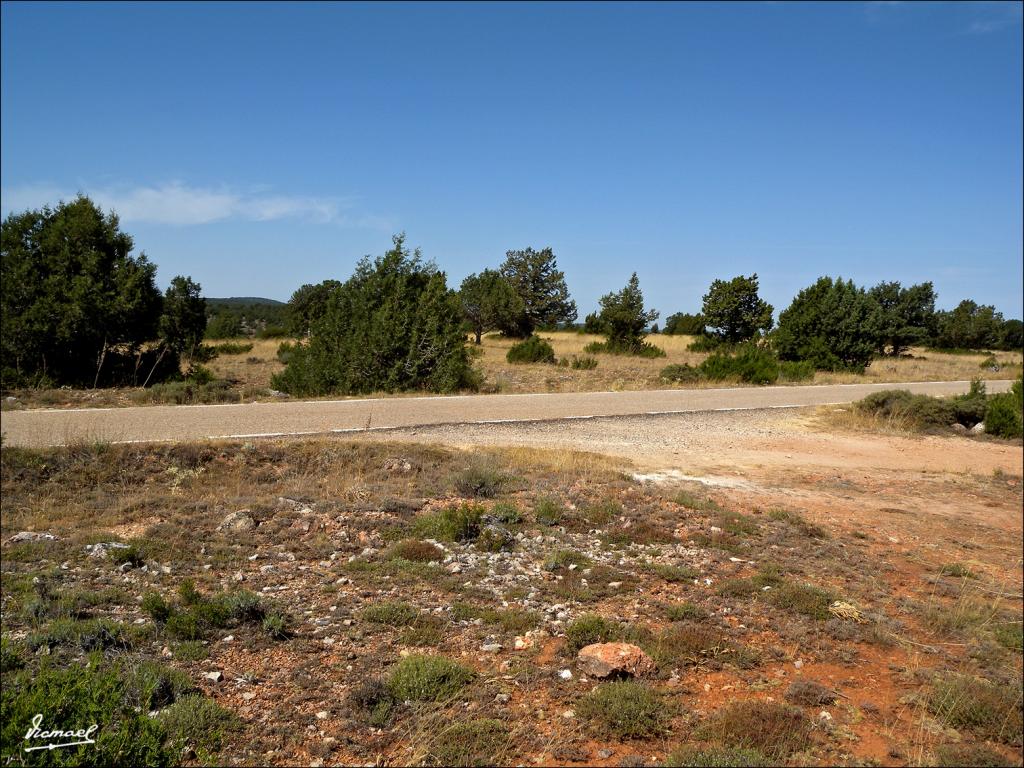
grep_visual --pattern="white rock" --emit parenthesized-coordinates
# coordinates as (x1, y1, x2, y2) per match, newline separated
(204, 671, 223, 683)
(558, 669, 573, 680)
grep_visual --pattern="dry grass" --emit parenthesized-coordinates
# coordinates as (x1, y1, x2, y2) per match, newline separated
(4, 332, 1020, 409)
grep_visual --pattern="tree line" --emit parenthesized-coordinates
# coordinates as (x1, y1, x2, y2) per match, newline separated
(1, 196, 1021, 394)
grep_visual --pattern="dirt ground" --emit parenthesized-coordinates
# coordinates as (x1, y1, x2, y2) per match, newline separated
(1, 411, 1021, 766)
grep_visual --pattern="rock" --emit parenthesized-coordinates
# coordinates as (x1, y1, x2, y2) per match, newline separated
(220, 510, 255, 532)
(8, 531, 57, 544)
(204, 671, 223, 683)
(242, 691, 257, 701)
(597, 749, 614, 759)
(951, 423, 968, 433)
(481, 643, 503, 653)
(970, 422, 985, 435)
(315, 711, 329, 720)
(514, 636, 532, 651)
(84, 541, 129, 559)
(558, 669, 573, 680)
(233, 571, 245, 582)
(382, 457, 414, 473)
(576, 642, 655, 679)
(161, 646, 173, 658)
(494, 693, 511, 704)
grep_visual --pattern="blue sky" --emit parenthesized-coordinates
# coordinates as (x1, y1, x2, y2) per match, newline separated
(2, 1, 1022, 318)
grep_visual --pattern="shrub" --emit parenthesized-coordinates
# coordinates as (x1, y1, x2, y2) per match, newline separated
(856, 389, 956, 430)
(777, 360, 815, 382)
(271, 234, 474, 396)
(361, 601, 419, 627)
(784, 679, 837, 706)
(386, 539, 445, 562)
(651, 564, 699, 583)
(109, 545, 145, 568)
(386, 654, 474, 701)
(414, 503, 483, 542)
(664, 312, 706, 336)
(454, 463, 512, 497)
(543, 549, 591, 571)
(213, 341, 253, 355)
(559, 355, 598, 369)
(584, 340, 666, 358)
(699, 344, 778, 385)
(534, 497, 565, 526)
(934, 743, 1019, 767)
(993, 622, 1023, 652)
(565, 613, 622, 652)
(767, 582, 835, 620)
(664, 747, 772, 767)
(261, 610, 289, 640)
(665, 602, 708, 621)
(142, 592, 172, 624)
(661, 363, 702, 383)
(1, 661, 171, 764)
(698, 701, 811, 760)
(928, 674, 1023, 744)
(427, 718, 511, 767)
(159, 695, 240, 753)
(491, 501, 522, 524)
(506, 335, 556, 364)
(986, 378, 1023, 438)
(576, 681, 668, 739)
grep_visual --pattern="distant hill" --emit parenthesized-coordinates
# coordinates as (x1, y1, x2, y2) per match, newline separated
(206, 296, 286, 307)
(205, 297, 289, 339)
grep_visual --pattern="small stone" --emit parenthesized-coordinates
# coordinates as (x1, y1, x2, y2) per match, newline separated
(222, 635, 234, 643)
(233, 571, 245, 582)
(481, 643, 503, 653)
(970, 421, 985, 434)
(607, 581, 622, 588)
(204, 671, 223, 683)
(242, 692, 257, 701)
(9, 531, 57, 544)
(597, 749, 614, 759)
(161, 646, 173, 658)
(558, 669, 573, 680)
(514, 636, 531, 651)
(495, 693, 511, 704)
(793, 659, 803, 669)
(315, 711, 329, 720)
(562, 709, 575, 719)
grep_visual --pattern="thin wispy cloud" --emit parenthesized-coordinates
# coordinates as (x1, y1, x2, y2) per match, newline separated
(0, 181, 392, 228)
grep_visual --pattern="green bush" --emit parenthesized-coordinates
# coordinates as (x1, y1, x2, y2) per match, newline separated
(454, 462, 513, 497)
(386, 539, 445, 562)
(856, 389, 956, 430)
(386, 654, 474, 701)
(361, 601, 419, 627)
(159, 695, 240, 753)
(534, 497, 564, 526)
(583, 340, 666, 358)
(213, 341, 253, 355)
(414, 503, 483, 542)
(767, 582, 835, 620)
(777, 360, 815, 382)
(565, 613, 622, 652)
(506, 335, 556, 364)
(559, 355, 598, 369)
(699, 344, 778, 385)
(697, 701, 811, 761)
(687, 334, 722, 352)
(660, 363, 702, 383)
(427, 718, 510, 767)
(576, 681, 668, 739)
(928, 673, 1023, 744)
(986, 384, 1023, 438)
(271, 234, 475, 396)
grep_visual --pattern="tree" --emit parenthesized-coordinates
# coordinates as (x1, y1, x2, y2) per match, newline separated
(663, 312, 706, 336)
(701, 274, 773, 344)
(868, 281, 937, 356)
(774, 277, 883, 373)
(999, 319, 1023, 351)
(205, 313, 244, 339)
(458, 270, 524, 344)
(286, 280, 342, 337)
(582, 312, 608, 335)
(497, 247, 577, 337)
(1, 196, 163, 388)
(271, 234, 475, 396)
(934, 300, 1004, 350)
(596, 273, 659, 353)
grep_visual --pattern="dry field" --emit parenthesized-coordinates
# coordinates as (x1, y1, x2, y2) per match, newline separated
(2, 333, 1021, 410)
(2, 426, 1021, 766)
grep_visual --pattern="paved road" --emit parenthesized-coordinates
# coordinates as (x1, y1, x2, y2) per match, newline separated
(0, 380, 1013, 448)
